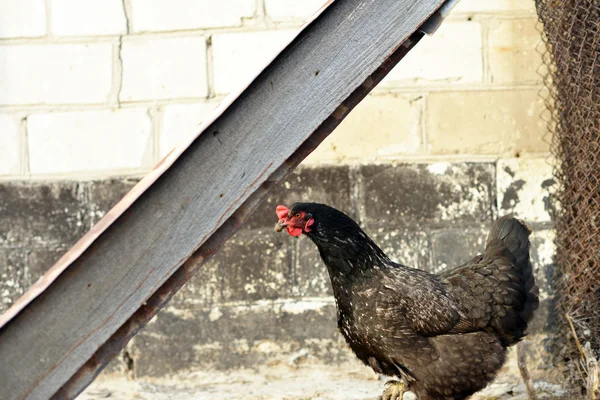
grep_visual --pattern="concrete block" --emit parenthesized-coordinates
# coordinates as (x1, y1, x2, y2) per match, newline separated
(0, 0, 46, 38)
(133, 297, 342, 375)
(368, 229, 432, 272)
(382, 21, 482, 86)
(497, 158, 555, 223)
(294, 238, 334, 297)
(265, 0, 326, 21)
(87, 178, 140, 225)
(0, 43, 113, 105)
(51, 0, 127, 36)
(430, 228, 488, 274)
(0, 114, 21, 175)
(120, 36, 208, 101)
(360, 163, 496, 229)
(245, 165, 352, 231)
(304, 94, 423, 164)
(426, 90, 548, 155)
(0, 249, 27, 313)
(27, 109, 152, 174)
(0, 247, 68, 314)
(529, 229, 556, 334)
(212, 30, 297, 94)
(178, 229, 292, 305)
(0, 181, 89, 246)
(488, 18, 543, 84)
(530, 229, 555, 301)
(453, 0, 535, 13)
(27, 247, 68, 283)
(130, 0, 255, 32)
(160, 102, 219, 158)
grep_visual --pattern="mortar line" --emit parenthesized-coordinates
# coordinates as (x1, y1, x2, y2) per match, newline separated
(43, 0, 53, 38)
(0, 85, 545, 114)
(289, 236, 298, 291)
(492, 159, 500, 220)
(0, 13, 536, 46)
(19, 116, 31, 176)
(349, 165, 363, 225)
(206, 35, 215, 99)
(0, 23, 307, 45)
(257, 0, 268, 25)
(122, 0, 133, 33)
(420, 93, 428, 153)
(110, 39, 124, 108)
(257, 0, 266, 18)
(147, 107, 162, 166)
(113, 0, 132, 108)
(0, 152, 553, 183)
(481, 17, 492, 84)
(261, 0, 276, 29)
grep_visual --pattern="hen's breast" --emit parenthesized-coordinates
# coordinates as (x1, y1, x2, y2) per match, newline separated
(334, 283, 396, 368)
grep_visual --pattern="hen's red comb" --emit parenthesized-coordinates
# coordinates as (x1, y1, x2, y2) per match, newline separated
(276, 205, 290, 219)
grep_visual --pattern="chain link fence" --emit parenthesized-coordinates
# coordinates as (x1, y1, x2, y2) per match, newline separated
(535, 0, 600, 391)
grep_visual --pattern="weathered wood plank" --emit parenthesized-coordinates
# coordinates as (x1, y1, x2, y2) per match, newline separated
(0, 0, 446, 398)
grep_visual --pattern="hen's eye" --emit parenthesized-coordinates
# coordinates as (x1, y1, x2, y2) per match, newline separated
(295, 213, 302, 219)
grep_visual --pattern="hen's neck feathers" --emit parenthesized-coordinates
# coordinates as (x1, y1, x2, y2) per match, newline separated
(306, 217, 393, 280)
(297, 204, 419, 314)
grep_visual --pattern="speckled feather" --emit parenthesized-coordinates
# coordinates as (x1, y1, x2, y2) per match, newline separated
(284, 203, 539, 400)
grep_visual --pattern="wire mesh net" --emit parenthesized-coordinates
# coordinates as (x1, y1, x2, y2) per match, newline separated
(535, 0, 600, 388)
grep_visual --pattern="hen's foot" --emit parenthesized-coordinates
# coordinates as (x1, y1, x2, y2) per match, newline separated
(381, 380, 406, 400)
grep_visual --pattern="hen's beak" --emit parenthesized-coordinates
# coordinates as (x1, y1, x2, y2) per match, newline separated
(274, 220, 287, 232)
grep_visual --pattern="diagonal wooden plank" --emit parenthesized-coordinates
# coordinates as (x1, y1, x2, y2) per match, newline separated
(0, 0, 453, 399)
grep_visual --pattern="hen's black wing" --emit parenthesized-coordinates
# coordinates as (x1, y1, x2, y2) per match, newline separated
(440, 216, 539, 345)
(373, 215, 538, 371)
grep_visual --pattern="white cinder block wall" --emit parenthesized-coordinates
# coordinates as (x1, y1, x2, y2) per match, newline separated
(0, 0, 549, 191)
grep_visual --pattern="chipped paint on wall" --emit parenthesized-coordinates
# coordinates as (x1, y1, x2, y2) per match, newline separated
(497, 158, 555, 223)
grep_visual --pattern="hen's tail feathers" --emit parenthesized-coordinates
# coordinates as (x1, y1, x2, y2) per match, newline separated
(486, 215, 539, 342)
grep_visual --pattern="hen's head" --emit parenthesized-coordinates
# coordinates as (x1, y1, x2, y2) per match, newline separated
(274, 202, 360, 239)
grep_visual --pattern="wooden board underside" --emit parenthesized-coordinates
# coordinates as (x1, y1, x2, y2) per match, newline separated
(0, 0, 447, 399)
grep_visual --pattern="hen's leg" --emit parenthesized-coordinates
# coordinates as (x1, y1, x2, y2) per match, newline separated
(381, 380, 406, 400)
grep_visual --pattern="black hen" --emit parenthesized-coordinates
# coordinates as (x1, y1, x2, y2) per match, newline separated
(274, 203, 538, 400)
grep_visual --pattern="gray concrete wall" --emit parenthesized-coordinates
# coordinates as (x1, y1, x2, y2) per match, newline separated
(0, 161, 556, 380)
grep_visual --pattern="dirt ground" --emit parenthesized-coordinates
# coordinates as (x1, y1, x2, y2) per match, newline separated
(80, 362, 570, 400)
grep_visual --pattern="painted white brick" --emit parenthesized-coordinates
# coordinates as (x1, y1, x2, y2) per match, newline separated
(0, 0, 46, 39)
(265, 0, 326, 21)
(497, 158, 555, 223)
(0, 44, 113, 105)
(212, 30, 296, 95)
(120, 37, 208, 102)
(488, 19, 542, 84)
(130, 0, 255, 32)
(382, 21, 482, 86)
(160, 102, 219, 158)
(51, 0, 127, 36)
(0, 115, 21, 175)
(28, 109, 152, 174)
(454, 0, 535, 13)
(304, 94, 422, 164)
